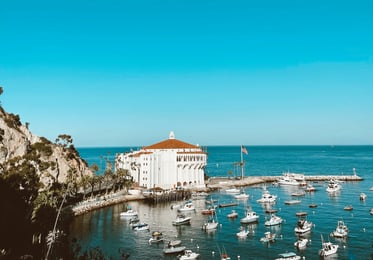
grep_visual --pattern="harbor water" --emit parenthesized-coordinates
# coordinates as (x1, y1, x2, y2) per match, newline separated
(72, 146, 373, 259)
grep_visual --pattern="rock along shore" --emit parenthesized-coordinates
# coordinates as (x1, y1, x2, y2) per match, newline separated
(70, 174, 362, 216)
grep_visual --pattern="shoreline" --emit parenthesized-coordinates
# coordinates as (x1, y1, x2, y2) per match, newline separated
(70, 174, 362, 216)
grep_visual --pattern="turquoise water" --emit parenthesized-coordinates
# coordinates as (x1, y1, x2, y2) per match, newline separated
(72, 146, 373, 259)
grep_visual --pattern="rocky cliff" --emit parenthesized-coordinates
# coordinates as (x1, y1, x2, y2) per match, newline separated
(0, 106, 92, 187)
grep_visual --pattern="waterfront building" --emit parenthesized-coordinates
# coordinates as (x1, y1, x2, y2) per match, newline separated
(115, 131, 207, 190)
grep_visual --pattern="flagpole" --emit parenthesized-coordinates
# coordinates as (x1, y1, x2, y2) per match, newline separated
(240, 145, 244, 179)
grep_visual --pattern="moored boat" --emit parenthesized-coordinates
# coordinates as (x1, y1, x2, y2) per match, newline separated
(260, 231, 276, 243)
(227, 210, 238, 218)
(326, 179, 342, 193)
(163, 246, 186, 254)
(294, 238, 309, 249)
(360, 192, 367, 201)
(275, 252, 301, 260)
(236, 226, 249, 238)
(294, 212, 312, 234)
(177, 201, 195, 212)
(177, 249, 200, 260)
(319, 240, 338, 257)
(240, 207, 259, 224)
(120, 207, 138, 218)
(172, 214, 192, 226)
(148, 231, 164, 244)
(330, 220, 348, 238)
(264, 213, 283, 226)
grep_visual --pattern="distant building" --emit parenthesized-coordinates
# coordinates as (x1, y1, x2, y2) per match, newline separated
(115, 132, 207, 190)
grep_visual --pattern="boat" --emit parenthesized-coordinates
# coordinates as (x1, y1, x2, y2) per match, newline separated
(133, 223, 149, 231)
(309, 203, 318, 208)
(148, 231, 164, 244)
(201, 206, 216, 215)
(264, 213, 283, 226)
(256, 188, 277, 203)
(278, 174, 301, 186)
(218, 202, 239, 208)
(178, 249, 199, 260)
(275, 252, 301, 260)
(202, 215, 219, 231)
(294, 238, 309, 249)
(168, 240, 182, 247)
(326, 180, 342, 193)
(177, 201, 195, 212)
(236, 226, 249, 238)
(360, 192, 367, 201)
(330, 220, 348, 238)
(305, 184, 316, 192)
(163, 245, 186, 254)
(240, 207, 259, 224)
(225, 188, 240, 194)
(319, 235, 339, 257)
(370, 208, 373, 215)
(234, 192, 249, 199)
(260, 231, 276, 243)
(120, 207, 138, 218)
(344, 205, 353, 211)
(291, 191, 306, 197)
(227, 210, 238, 218)
(284, 200, 301, 205)
(172, 214, 192, 226)
(294, 212, 312, 234)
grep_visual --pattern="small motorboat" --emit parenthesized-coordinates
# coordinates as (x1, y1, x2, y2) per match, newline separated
(225, 188, 240, 194)
(319, 241, 339, 257)
(294, 238, 309, 249)
(309, 203, 318, 208)
(234, 191, 249, 199)
(294, 212, 312, 234)
(202, 218, 219, 231)
(256, 189, 277, 203)
(370, 208, 373, 215)
(284, 200, 301, 205)
(201, 206, 216, 215)
(326, 179, 342, 193)
(240, 207, 259, 224)
(148, 231, 164, 244)
(275, 252, 301, 260)
(236, 226, 249, 238)
(172, 214, 192, 226)
(133, 223, 149, 231)
(178, 201, 195, 212)
(360, 192, 367, 201)
(120, 207, 138, 218)
(344, 205, 353, 211)
(260, 231, 276, 243)
(264, 213, 283, 226)
(330, 220, 348, 238)
(178, 249, 200, 260)
(163, 245, 186, 254)
(168, 240, 182, 247)
(227, 210, 238, 219)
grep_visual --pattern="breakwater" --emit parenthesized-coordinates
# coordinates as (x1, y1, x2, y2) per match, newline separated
(70, 174, 362, 216)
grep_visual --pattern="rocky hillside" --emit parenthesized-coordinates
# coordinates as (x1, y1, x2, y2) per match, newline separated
(0, 106, 92, 187)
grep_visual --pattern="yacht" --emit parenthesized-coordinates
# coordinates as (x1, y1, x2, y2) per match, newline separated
(256, 189, 277, 203)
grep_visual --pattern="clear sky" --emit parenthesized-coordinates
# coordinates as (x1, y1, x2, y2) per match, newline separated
(1, 0, 372, 147)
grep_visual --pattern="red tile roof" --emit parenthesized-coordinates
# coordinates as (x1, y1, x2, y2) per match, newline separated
(144, 138, 200, 150)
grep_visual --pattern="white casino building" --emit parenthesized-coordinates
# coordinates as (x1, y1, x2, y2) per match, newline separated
(115, 132, 207, 190)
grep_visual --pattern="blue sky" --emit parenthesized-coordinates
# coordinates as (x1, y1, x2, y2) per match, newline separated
(1, 0, 372, 147)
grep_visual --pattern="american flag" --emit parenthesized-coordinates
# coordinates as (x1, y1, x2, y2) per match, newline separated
(241, 145, 248, 155)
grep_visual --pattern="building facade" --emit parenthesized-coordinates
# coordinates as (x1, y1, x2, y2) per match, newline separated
(115, 132, 207, 190)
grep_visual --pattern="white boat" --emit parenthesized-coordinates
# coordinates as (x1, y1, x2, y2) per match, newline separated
(234, 192, 249, 199)
(260, 231, 276, 243)
(370, 208, 373, 215)
(278, 175, 301, 186)
(236, 226, 249, 238)
(305, 184, 316, 192)
(360, 192, 367, 201)
(168, 240, 182, 247)
(256, 189, 277, 203)
(326, 180, 342, 193)
(225, 188, 240, 194)
(120, 207, 138, 217)
(227, 210, 238, 219)
(133, 223, 149, 231)
(240, 207, 259, 224)
(275, 252, 301, 260)
(284, 200, 301, 205)
(330, 220, 348, 238)
(319, 237, 339, 257)
(202, 217, 219, 231)
(163, 246, 186, 254)
(172, 214, 192, 226)
(294, 238, 309, 249)
(294, 212, 312, 234)
(264, 213, 283, 226)
(178, 249, 200, 260)
(344, 205, 353, 211)
(177, 201, 195, 212)
(148, 231, 164, 244)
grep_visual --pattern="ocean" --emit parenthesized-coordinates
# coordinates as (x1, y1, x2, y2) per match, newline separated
(71, 146, 373, 259)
